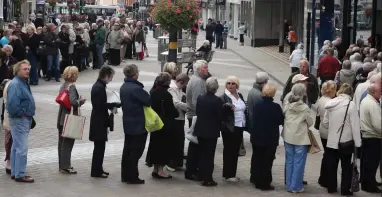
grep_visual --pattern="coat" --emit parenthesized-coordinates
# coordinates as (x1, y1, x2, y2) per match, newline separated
(250, 97, 284, 147)
(10, 39, 27, 61)
(89, 79, 115, 141)
(323, 94, 361, 149)
(43, 32, 59, 56)
(168, 80, 187, 120)
(283, 100, 313, 145)
(120, 78, 151, 135)
(247, 83, 263, 127)
(108, 30, 124, 49)
(57, 82, 80, 129)
(360, 94, 381, 139)
(315, 96, 332, 139)
(220, 91, 248, 132)
(281, 72, 319, 104)
(194, 92, 224, 139)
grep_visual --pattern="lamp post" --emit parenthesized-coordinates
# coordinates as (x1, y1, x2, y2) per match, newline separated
(167, 0, 178, 63)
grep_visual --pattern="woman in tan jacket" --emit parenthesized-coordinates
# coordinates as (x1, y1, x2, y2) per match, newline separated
(2, 69, 14, 175)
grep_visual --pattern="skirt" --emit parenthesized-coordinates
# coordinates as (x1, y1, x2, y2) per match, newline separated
(109, 48, 121, 65)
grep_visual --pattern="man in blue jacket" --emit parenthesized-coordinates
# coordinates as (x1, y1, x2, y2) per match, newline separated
(120, 64, 151, 184)
(6, 60, 36, 183)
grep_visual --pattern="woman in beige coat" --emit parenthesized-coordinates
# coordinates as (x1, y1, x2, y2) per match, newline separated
(283, 83, 313, 193)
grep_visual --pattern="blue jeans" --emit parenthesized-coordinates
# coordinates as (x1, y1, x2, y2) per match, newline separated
(285, 142, 308, 192)
(27, 52, 38, 84)
(47, 54, 60, 80)
(96, 44, 104, 68)
(9, 117, 31, 178)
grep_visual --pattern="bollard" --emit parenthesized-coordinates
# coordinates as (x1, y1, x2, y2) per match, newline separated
(160, 61, 165, 71)
(223, 33, 228, 49)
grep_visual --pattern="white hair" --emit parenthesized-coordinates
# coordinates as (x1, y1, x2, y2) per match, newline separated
(323, 40, 330, 46)
(288, 83, 307, 103)
(202, 40, 210, 47)
(205, 77, 219, 93)
(370, 72, 381, 84)
(193, 60, 208, 72)
(255, 72, 269, 84)
(3, 44, 13, 52)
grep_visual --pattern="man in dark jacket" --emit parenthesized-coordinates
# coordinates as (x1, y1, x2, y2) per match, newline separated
(120, 64, 151, 184)
(205, 19, 214, 46)
(43, 24, 60, 82)
(214, 21, 224, 49)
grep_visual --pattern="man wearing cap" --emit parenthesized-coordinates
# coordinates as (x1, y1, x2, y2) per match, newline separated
(281, 60, 319, 107)
(95, 18, 106, 69)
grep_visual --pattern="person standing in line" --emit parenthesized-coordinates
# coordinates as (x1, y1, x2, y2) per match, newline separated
(7, 60, 35, 183)
(317, 48, 341, 86)
(120, 64, 151, 184)
(57, 66, 86, 174)
(250, 83, 284, 191)
(95, 18, 106, 69)
(220, 76, 247, 183)
(25, 26, 41, 85)
(238, 22, 246, 46)
(107, 23, 124, 66)
(43, 23, 60, 82)
(194, 77, 223, 187)
(89, 66, 120, 178)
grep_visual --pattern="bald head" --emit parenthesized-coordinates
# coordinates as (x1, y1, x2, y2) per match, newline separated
(300, 60, 309, 75)
(368, 73, 381, 100)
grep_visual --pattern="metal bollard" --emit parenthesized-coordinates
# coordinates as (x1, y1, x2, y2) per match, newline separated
(223, 34, 228, 49)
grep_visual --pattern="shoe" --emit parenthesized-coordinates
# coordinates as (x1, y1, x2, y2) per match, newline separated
(292, 188, 304, 193)
(185, 174, 200, 181)
(91, 174, 108, 178)
(225, 177, 240, 183)
(202, 181, 217, 187)
(55, 79, 60, 82)
(59, 168, 77, 174)
(377, 182, 382, 186)
(341, 191, 353, 196)
(45, 77, 51, 82)
(362, 187, 382, 193)
(318, 180, 328, 188)
(260, 185, 275, 191)
(152, 172, 172, 179)
(5, 169, 11, 175)
(15, 176, 34, 183)
(125, 178, 145, 184)
(11, 176, 15, 180)
(165, 165, 176, 172)
(102, 171, 109, 176)
(303, 181, 308, 185)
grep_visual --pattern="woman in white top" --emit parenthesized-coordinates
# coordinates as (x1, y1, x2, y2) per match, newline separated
(289, 43, 306, 73)
(315, 80, 337, 188)
(167, 73, 189, 171)
(283, 83, 312, 193)
(220, 76, 247, 182)
(322, 83, 361, 196)
(238, 23, 246, 46)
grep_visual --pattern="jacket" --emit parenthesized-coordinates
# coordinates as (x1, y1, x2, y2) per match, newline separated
(247, 83, 263, 124)
(10, 39, 27, 61)
(360, 94, 381, 139)
(57, 82, 81, 128)
(205, 24, 214, 38)
(89, 79, 115, 141)
(334, 69, 355, 88)
(318, 55, 340, 78)
(315, 96, 332, 139)
(2, 81, 11, 130)
(220, 91, 248, 132)
(214, 24, 224, 35)
(289, 49, 305, 68)
(68, 28, 76, 54)
(6, 76, 36, 119)
(0, 51, 8, 85)
(194, 92, 224, 139)
(353, 80, 370, 111)
(168, 80, 187, 120)
(250, 97, 284, 147)
(108, 30, 124, 49)
(135, 29, 145, 43)
(351, 61, 363, 73)
(43, 32, 59, 56)
(323, 94, 361, 149)
(120, 78, 151, 135)
(186, 72, 207, 118)
(283, 100, 313, 145)
(95, 26, 106, 45)
(25, 33, 41, 56)
(281, 72, 319, 104)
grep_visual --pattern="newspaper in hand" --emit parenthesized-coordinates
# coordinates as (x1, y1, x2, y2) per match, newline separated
(106, 90, 120, 114)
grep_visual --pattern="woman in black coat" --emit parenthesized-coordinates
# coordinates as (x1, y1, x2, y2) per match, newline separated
(25, 26, 41, 85)
(194, 77, 224, 187)
(9, 33, 27, 62)
(146, 72, 178, 179)
(249, 83, 284, 190)
(89, 66, 120, 178)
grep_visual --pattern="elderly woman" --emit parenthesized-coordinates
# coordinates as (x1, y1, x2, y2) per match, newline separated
(315, 80, 337, 188)
(57, 66, 86, 174)
(124, 20, 135, 59)
(58, 25, 71, 74)
(120, 24, 131, 61)
(89, 23, 98, 67)
(289, 43, 305, 73)
(167, 73, 189, 171)
(194, 77, 224, 187)
(283, 83, 313, 193)
(323, 84, 361, 196)
(146, 72, 179, 179)
(220, 76, 247, 182)
(185, 40, 211, 69)
(135, 23, 145, 60)
(25, 26, 41, 85)
(74, 26, 87, 72)
(335, 60, 355, 88)
(250, 83, 284, 190)
(107, 23, 124, 66)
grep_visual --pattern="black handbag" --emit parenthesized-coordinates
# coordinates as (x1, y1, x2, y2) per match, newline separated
(108, 113, 114, 132)
(337, 100, 354, 154)
(31, 117, 36, 129)
(314, 107, 320, 130)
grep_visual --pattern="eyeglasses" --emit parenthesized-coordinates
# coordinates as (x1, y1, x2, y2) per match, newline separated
(226, 82, 236, 85)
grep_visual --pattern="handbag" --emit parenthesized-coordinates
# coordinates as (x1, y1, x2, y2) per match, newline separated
(62, 107, 86, 140)
(55, 84, 72, 110)
(308, 129, 321, 154)
(108, 113, 114, 132)
(351, 148, 360, 192)
(337, 100, 354, 154)
(30, 117, 36, 129)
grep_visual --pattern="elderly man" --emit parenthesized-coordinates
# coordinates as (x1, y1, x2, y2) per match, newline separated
(360, 73, 381, 193)
(120, 64, 151, 184)
(95, 18, 106, 69)
(350, 53, 363, 72)
(354, 71, 377, 111)
(185, 60, 209, 181)
(247, 72, 269, 127)
(318, 48, 340, 84)
(282, 60, 319, 107)
(7, 60, 36, 183)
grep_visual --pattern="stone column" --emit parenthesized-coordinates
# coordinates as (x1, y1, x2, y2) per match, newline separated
(203, 7, 208, 29)
(233, 4, 239, 39)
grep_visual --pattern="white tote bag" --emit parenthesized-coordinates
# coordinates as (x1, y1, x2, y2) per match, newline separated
(62, 107, 86, 140)
(135, 42, 142, 53)
(184, 116, 198, 144)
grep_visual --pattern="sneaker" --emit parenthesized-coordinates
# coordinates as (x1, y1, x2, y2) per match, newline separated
(225, 177, 240, 183)
(292, 188, 304, 193)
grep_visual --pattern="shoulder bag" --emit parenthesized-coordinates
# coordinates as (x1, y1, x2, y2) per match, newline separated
(55, 84, 72, 110)
(337, 100, 354, 154)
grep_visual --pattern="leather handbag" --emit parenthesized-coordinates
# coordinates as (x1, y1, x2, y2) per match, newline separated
(55, 84, 72, 110)
(337, 100, 354, 154)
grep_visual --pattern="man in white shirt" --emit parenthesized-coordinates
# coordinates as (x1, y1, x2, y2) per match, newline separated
(360, 73, 381, 193)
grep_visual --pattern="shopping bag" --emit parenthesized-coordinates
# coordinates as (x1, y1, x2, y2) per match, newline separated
(55, 84, 72, 110)
(143, 106, 164, 132)
(308, 129, 321, 154)
(135, 42, 143, 53)
(62, 107, 86, 140)
(184, 116, 198, 144)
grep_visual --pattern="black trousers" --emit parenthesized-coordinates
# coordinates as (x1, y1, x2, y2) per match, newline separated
(250, 145, 277, 188)
(91, 140, 106, 176)
(109, 49, 121, 66)
(318, 138, 329, 187)
(221, 127, 244, 179)
(169, 120, 185, 168)
(289, 42, 296, 54)
(125, 42, 133, 59)
(121, 133, 147, 181)
(197, 137, 217, 182)
(326, 148, 352, 194)
(361, 138, 382, 190)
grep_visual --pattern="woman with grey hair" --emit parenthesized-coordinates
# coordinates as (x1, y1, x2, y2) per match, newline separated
(289, 43, 305, 73)
(146, 72, 179, 179)
(283, 83, 313, 193)
(107, 23, 124, 66)
(334, 60, 355, 88)
(193, 77, 224, 187)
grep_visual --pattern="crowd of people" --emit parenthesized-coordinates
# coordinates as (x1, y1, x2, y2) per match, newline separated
(0, 17, 381, 197)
